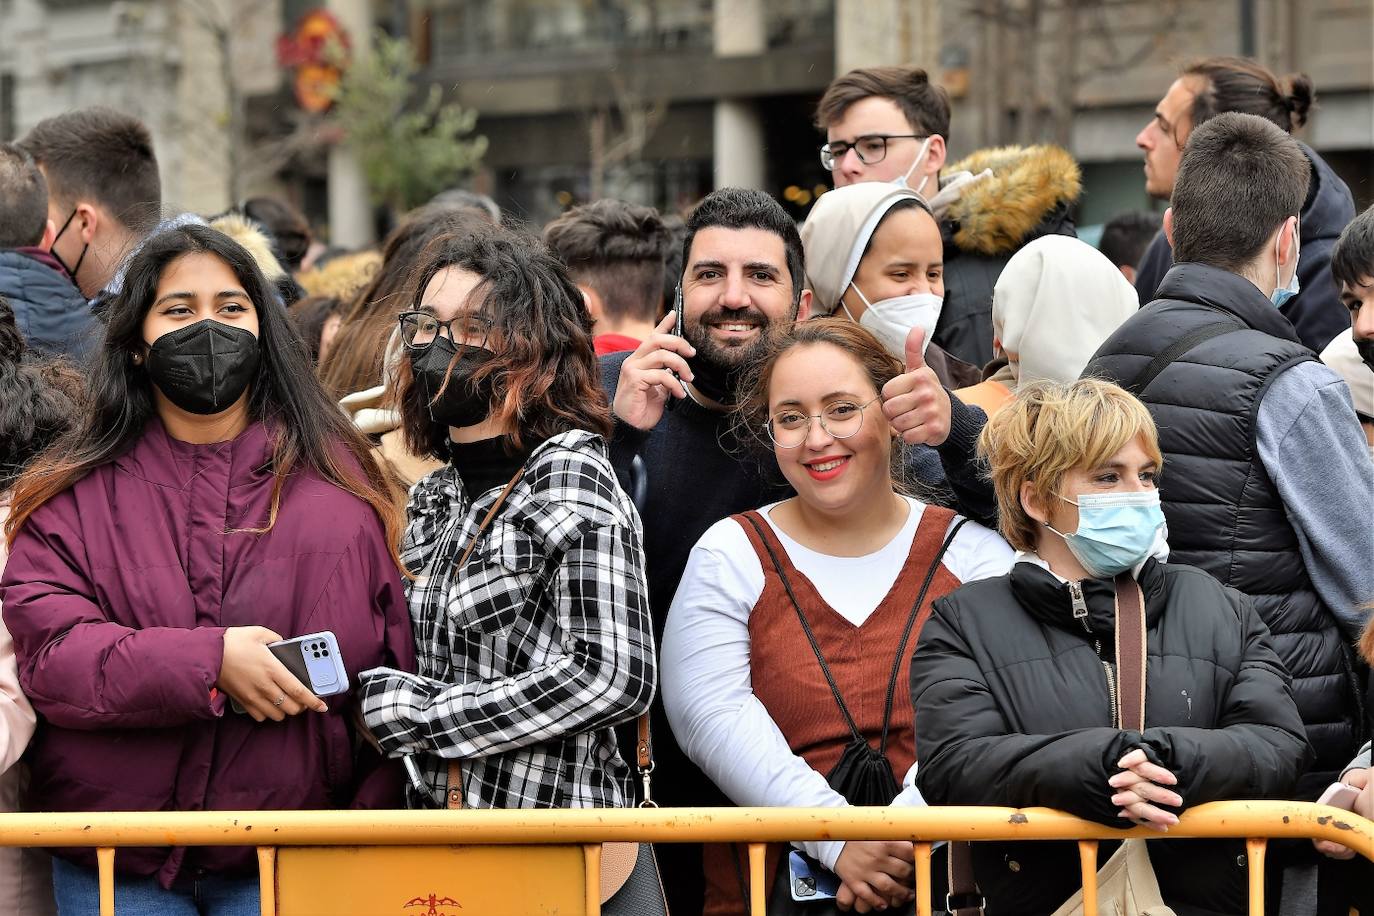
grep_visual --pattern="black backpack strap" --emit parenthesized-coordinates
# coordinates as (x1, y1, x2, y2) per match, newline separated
(879, 516, 969, 756)
(1123, 320, 1240, 395)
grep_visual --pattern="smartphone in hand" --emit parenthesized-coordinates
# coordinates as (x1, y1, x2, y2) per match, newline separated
(788, 850, 840, 902)
(1317, 781, 1361, 811)
(666, 284, 690, 408)
(672, 284, 685, 339)
(229, 630, 348, 714)
(269, 631, 349, 697)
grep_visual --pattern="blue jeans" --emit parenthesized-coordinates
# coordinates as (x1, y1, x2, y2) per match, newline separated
(51, 857, 260, 916)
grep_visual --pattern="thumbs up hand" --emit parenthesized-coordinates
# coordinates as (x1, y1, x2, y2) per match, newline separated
(881, 327, 952, 446)
(903, 325, 928, 374)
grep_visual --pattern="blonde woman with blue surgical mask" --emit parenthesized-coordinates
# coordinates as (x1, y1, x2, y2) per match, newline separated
(911, 378, 1310, 915)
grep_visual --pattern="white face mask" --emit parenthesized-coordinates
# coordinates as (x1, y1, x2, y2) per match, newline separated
(894, 136, 936, 196)
(843, 284, 943, 361)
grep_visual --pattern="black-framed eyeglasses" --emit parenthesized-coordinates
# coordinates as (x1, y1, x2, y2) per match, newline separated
(819, 134, 923, 171)
(766, 396, 881, 448)
(398, 311, 493, 350)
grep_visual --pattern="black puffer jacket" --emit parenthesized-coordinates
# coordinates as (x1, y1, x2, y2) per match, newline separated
(912, 558, 1310, 916)
(1086, 264, 1364, 797)
(1133, 142, 1355, 353)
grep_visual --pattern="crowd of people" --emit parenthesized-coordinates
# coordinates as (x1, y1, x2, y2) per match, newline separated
(0, 53, 1371, 916)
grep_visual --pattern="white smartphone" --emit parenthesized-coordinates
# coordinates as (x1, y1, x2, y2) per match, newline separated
(1316, 781, 1361, 811)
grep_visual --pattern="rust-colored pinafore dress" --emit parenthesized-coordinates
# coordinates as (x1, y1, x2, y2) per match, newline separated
(702, 504, 964, 916)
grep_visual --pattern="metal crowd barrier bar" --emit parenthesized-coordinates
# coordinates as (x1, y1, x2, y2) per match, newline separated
(0, 801, 1368, 916)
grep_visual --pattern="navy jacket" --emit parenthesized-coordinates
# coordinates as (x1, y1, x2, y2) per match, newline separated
(0, 248, 97, 360)
(1133, 143, 1356, 354)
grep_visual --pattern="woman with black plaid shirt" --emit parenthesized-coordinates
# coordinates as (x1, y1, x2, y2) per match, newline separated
(358, 226, 656, 812)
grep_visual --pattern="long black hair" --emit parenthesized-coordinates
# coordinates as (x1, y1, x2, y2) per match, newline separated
(6, 224, 402, 557)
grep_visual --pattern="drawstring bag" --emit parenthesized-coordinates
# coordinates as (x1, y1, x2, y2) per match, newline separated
(743, 514, 967, 914)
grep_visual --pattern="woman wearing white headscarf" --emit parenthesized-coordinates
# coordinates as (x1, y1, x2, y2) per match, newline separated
(800, 182, 982, 389)
(957, 235, 1139, 416)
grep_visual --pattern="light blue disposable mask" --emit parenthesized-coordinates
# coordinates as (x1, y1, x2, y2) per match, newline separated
(1271, 226, 1301, 308)
(1046, 491, 1166, 579)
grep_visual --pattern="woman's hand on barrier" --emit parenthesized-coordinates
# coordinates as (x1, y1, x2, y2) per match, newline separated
(1110, 749, 1181, 832)
(218, 627, 327, 722)
(833, 840, 915, 912)
(1315, 766, 1370, 860)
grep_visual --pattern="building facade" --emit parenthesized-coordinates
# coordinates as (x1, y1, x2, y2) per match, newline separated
(2, 0, 1370, 239)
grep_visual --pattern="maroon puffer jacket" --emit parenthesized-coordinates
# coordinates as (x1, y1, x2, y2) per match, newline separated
(0, 419, 415, 887)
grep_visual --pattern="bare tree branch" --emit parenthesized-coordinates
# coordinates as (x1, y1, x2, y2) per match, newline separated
(586, 70, 666, 203)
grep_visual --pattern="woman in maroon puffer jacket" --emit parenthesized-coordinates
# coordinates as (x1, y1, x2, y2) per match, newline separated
(0, 224, 415, 915)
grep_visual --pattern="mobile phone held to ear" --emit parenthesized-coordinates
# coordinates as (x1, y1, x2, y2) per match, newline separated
(229, 631, 348, 714)
(1317, 781, 1362, 812)
(666, 285, 690, 411)
(788, 850, 840, 902)
(672, 284, 685, 338)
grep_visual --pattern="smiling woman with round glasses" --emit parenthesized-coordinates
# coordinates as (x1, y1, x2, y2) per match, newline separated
(661, 318, 1012, 915)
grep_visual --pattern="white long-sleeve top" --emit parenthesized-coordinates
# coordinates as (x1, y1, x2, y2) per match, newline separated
(662, 498, 1014, 868)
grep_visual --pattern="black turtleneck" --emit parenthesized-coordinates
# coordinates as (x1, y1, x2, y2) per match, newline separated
(447, 435, 533, 498)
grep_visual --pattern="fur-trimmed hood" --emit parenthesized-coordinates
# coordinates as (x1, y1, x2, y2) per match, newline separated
(940, 145, 1081, 257)
(297, 250, 382, 301)
(209, 212, 287, 282)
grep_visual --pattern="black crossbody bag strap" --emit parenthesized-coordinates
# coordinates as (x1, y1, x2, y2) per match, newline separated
(743, 513, 863, 741)
(879, 517, 967, 756)
(741, 512, 969, 752)
(1123, 320, 1240, 396)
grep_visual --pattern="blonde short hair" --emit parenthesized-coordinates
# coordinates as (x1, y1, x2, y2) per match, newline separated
(979, 378, 1164, 551)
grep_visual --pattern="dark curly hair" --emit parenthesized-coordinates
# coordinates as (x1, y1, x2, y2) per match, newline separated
(0, 297, 83, 492)
(396, 224, 613, 459)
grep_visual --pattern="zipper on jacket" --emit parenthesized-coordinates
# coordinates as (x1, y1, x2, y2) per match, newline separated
(1068, 581, 1090, 633)
(1070, 580, 1120, 728)
(1102, 660, 1120, 729)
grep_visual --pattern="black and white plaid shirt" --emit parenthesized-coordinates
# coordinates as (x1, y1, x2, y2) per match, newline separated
(359, 430, 656, 809)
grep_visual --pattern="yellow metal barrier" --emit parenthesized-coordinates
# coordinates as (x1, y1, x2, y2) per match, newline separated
(0, 802, 1368, 916)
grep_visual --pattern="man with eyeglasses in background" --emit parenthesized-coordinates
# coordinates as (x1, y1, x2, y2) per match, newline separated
(815, 67, 1082, 369)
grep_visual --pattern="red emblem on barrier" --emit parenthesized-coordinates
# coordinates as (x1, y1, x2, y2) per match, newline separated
(402, 894, 462, 915)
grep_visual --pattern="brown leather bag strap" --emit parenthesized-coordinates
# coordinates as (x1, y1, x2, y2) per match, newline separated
(945, 578, 1147, 916)
(456, 468, 524, 569)
(446, 760, 463, 810)
(442, 468, 524, 812)
(947, 839, 983, 915)
(1113, 573, 1148, 732)
(635, 713, 656, 808)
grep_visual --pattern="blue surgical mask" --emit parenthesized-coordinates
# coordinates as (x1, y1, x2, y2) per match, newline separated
(1046, 491, 1166, 579)
(1271, 226, 1301, 308)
